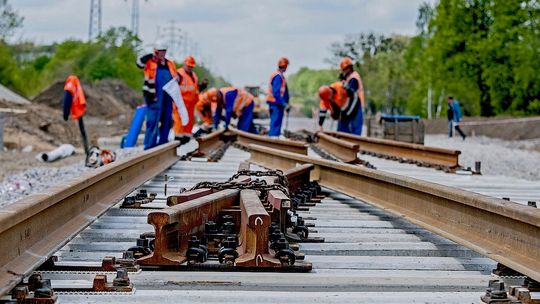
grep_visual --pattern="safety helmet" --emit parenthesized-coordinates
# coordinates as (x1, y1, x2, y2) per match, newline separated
(278, 57, 289, 68)
(184, 55, 196, 68)
(154, 40, 168, 51)
(339, 57, 353, 71)
(318, 85, 333, 101)
(206, 88, 219, 102)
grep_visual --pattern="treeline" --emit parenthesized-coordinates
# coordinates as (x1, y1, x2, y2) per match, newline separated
(289, 0, 540, 117)
(1, 26, 228, 99)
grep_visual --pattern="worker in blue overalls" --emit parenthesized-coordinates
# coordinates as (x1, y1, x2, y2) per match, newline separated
(266, 57, 290, 137)
(136, 41, 178, 150)
(213, 87, 258, 134)
(338, 57, 365, 135)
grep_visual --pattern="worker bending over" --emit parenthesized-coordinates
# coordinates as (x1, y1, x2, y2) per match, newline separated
(172, 55, 208, 141)
(335, 57, 365, 135)
(318, 81, 362, 135)
(136, 42, 178, 150)
(194, 88, 220, 135)
(213, 87, 258, 134)
(266, 57, 290, 137)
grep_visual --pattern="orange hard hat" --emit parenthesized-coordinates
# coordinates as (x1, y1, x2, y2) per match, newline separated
(206, 88, 219, 102)
(184, 55, 196, 68)
(339, 57, 353, 71)
(278, 57, 289, 68)
(318, 85, 333, 101)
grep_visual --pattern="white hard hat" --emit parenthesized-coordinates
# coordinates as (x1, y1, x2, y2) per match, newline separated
(154, 40, 168, 51)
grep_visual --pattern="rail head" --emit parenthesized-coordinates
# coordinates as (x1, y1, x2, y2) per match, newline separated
(248, 143, 540, 281)
(0, 141, 181, 297)
(230, 126, 308, 155)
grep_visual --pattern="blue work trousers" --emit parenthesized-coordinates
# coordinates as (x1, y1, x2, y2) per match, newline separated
(237, 103, 258, 134)
(337, 106, 363, 135)
(268, 103, 284, 136)
(143, 96, 173, 150)
(143, 68, 173, 150)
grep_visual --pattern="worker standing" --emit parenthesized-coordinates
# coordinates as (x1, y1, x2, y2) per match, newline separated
(136, 42, 178, 150)
(266, 57, 290, 137)
(172, 55, 208, 142)
(214, 87, 258, 134)
(337, 57, 365, 135)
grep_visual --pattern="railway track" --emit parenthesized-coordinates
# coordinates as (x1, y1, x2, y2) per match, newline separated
(0, 131, 538, 303)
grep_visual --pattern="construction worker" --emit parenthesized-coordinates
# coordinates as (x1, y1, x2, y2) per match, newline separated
(214, 87, 258, 134)
(62, 75, 89, 154)
(337, 57, 365, 135)
(172, 55, 208, 141)
(317, 82, 359, 135)
(266, 57, 290, 137)
(194, 88, 220, 136)
(136, 41, 178, 150)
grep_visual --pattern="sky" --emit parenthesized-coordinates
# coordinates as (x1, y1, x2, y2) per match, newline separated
(13, 0, 434, 87)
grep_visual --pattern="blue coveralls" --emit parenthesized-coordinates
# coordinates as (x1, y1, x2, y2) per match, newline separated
(143, 65, 173, 150)
(338, 77, 363, 135)
(267, 73, 289, 137)
(214, 89, 258, 134)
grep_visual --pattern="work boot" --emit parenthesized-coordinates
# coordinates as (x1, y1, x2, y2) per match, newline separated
(174, 136, 191, 145)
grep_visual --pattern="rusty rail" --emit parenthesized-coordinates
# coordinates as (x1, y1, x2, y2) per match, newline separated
(138, 189, 240, 266)
(315, 132, 360, 163)
(248, 144, 540, 282)
(0, 141, 180, 297)
(230, 127, 308, 155)
(325, 131, 461, 169)
(194, 129, 227, 157)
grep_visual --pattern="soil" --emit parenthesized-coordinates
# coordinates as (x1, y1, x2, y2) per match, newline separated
(0, 79, 140, 181)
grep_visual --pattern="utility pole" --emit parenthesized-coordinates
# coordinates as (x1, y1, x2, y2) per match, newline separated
(126, 0, 148, 37)
(88, 0, 102, 41)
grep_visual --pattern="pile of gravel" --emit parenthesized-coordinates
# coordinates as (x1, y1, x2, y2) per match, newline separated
(426, 134, 540, 181)
(0, 147, 143, 208)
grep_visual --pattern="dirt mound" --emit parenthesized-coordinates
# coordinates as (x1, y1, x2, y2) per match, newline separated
(2, 79, 141, 151)
(33, 79, 140, 119)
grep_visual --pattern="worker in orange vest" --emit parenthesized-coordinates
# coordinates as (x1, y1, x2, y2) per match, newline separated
(172, 55, 208, 141)
(335, 57, 365, 135)
(136, 41, 178, 149)
(318, 81, 363, 135)
(216, 87, 257, 133)
(194, 88, 220, 135)
(266, 57, 289, 137)
(63, 75, 89, 154)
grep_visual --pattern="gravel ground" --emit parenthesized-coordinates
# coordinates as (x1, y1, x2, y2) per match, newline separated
(426, 134, 540, 181)
(0, 147, 143, 207)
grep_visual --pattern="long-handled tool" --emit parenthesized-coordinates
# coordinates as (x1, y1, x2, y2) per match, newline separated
(78, 116, 89, 156)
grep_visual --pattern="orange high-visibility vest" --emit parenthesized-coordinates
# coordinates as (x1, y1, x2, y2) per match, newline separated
(266, 70, 286, 102)
(219, 87, 254, 117)
(195, 91, 217, 126)
(319, 82, 347, 118)
(63, 75, 87, 120)
(345, 71, 365, 109)
(177, 67, 199, 104)
(143, 59, 177, 101)
(232, 89, 254, 117)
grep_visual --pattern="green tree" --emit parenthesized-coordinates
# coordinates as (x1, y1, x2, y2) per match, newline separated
(0, 0, 23, 41)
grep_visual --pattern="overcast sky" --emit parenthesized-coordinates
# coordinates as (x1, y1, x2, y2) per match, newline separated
(13, 0, 434, 87)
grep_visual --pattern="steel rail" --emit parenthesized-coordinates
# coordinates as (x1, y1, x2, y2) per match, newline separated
(230, 127, 308, 155)
(325, 131, 461, 169)
(248, 144, 540, 282)
(195, 129, 227, 156)
(0, 141, 180, 297)
(315, 132, 359, 163)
